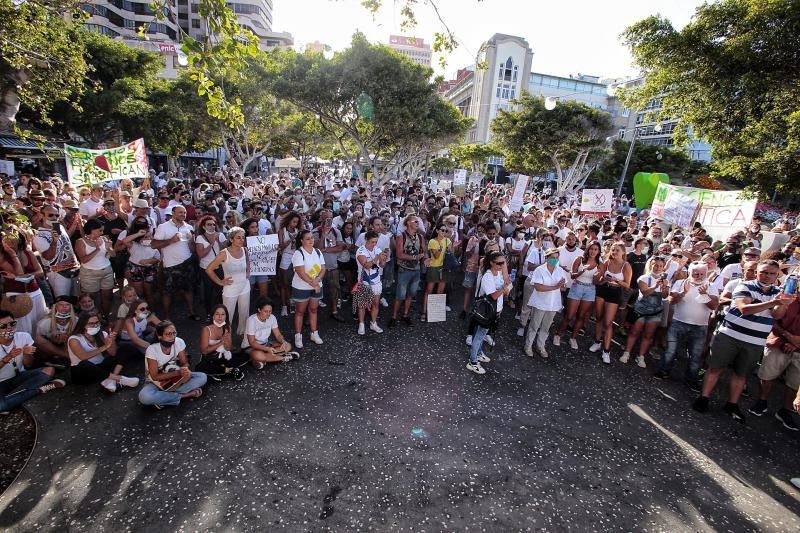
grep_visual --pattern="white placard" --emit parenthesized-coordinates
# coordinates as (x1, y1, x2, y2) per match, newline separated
(453, 169, 467, 196)
(0, 160, 15, 176)
(760, 231, 790, 254)
(426, 293, 447, 323)
(580, 189, 614, 214)
(246, 234, 279, 276)
(662, 190, 700, 228)
(509, 174, 530, 212)
(468, 175, 482, 188)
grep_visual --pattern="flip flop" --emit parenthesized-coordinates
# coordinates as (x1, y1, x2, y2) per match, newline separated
(191, 388, 203, 399)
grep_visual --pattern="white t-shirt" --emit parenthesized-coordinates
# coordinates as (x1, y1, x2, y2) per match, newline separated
(670, 279, 719, 326)
(79, 197, 103, 218)
(144, 337, 187, 382)
(36, 317, 71, 340)
(118, 230, 161, 266)
(0, 332, 33, 382)
(356, 232, 392, 260)
(529, 264, 569, 312)
(195, 233, 226, 269)
(291, 247, 324, 290)
(478, 270, 505, 314)
(153, 221, 194, 268)
(557, 245, 583, 288)
(68, 331, 109, 366)
(241, 313, 278, 348)
(721, 263, 743, 284)
(257, 218, 273, 236)
(356, 245, 383, 287)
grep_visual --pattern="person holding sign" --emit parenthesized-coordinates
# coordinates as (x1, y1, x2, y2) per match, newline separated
(204, 228, 250, 336)
(291, 230, 325, 349)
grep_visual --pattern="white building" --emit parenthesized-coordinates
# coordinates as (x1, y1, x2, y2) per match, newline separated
(387, 35, 432, 67)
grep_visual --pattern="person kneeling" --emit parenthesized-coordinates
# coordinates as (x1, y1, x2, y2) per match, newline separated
(138, 321, 207, 409)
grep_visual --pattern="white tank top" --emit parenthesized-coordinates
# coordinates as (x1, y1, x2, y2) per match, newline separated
(221, 248, 249, 297)
(575, 262, 598, 284)
(81, 238, 111, 270)
(606, 262, 626, 281)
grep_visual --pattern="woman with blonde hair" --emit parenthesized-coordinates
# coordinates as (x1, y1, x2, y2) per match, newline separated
(590, 242, 632, 364)
(619, 255, 669, 368)
(205, 227, 250, 335)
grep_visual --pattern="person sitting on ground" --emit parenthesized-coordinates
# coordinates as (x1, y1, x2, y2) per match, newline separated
(68, 311, 140, 393)
(118, 299, 160, 355)
(196, 305, 247, 381)
(34, 296, 76, 368)
(138, 321, 207, 408)
(242, 298, 299, 369)
(0, 310, 65, 413)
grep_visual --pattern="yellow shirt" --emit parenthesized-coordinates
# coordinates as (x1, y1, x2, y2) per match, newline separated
(428, 237, 450, 268)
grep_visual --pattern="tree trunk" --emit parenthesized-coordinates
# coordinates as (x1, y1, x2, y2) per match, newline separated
(0, 70, 31, 131)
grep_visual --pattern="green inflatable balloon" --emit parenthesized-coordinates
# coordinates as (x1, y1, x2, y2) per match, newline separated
(633, 172, 669, 209)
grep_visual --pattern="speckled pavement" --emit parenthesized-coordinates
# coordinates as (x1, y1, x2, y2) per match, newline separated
(1, 303, 799, 532)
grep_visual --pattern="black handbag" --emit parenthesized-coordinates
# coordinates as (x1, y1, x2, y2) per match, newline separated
(471, 295, 498, 327)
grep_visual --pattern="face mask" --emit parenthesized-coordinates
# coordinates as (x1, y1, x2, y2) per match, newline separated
(159, 200, 168, 208)
(86, 326, 101, 336)
(160, 340, 175, 349)
(547, 257, 559, 267)
(0, 330, 15, 339)
(182, 199, 191, 206)
(543, 240, 553, 248)
(55, 311, 72, 320)
(80, 304, 95, 313)
(642, 247, 649, 255)
(136, 311, 150, 320)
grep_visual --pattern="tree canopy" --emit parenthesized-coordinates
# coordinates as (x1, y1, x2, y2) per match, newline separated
(622, 0, 800, 196)
(491, 94, 613, 194)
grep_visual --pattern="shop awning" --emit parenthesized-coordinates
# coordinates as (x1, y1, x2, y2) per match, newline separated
(0, 135, 64, 156)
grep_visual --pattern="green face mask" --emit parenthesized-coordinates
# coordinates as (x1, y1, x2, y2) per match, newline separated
(547, 257, 559, 267)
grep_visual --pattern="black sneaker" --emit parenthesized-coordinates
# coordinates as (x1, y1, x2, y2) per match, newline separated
(685, 380, 702, 394)
(209, 374, 223, 382)
(654, 370, 670, 380)
(723, 402, 746, 423)
(692, 396, 710, 413)
(232, 368, 245, 382)
(401, 316, 413, 326)
(748, 399, 768, 417)
(388, 318, 397, 328)
(775, 409, 799, 431)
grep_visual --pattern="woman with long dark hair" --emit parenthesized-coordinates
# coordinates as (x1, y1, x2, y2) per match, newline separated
(467, 251, 511, 375)
(196, 305, 247, 381)
(554, 240, 602, 350)
(68, 312, 139, 392)
(195, 214, 227, 320)
(277, 211, 301, 316)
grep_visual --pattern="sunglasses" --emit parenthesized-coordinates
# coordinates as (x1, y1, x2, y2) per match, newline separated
(744, 253, 759, 257)
(46, 214, 59, 219)
(672, 254, 684, 258)
(0, 320, 18, 329)
(493, 261, 506, 266)
(138, 306, 149, 312)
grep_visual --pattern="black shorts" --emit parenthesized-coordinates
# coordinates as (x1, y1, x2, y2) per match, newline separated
(596, 283, 624, 306)
(164, 259, 197, 292)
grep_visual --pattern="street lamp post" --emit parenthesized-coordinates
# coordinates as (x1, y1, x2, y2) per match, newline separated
(616, 123, 661, 197)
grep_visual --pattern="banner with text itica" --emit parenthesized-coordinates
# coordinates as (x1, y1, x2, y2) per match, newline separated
(650, 183, 757, 240)
(246, 235, 279, 276)
(65, 139, 148, 186)
(509, 174, 530, 212)
(580, 189, 614, 214)
(453, 169, 467, 197)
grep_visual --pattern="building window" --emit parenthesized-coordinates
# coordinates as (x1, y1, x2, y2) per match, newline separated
(192, 19, 200, 28)
(191, 3, 199, 13)
(499, 57, 514, 82)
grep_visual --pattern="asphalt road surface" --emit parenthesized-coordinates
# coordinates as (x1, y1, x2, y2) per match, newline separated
(1, 302, 799, 532)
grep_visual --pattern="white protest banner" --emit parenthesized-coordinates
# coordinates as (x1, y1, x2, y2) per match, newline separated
(438, 180, 452, 193)
(426, 293, 447, 323)
(760, 231, 790, 254)
(509, 174, 530, 212)
(0, 160, 14, 176)
(246, 234, 279, 276)
(453, 169, 467, 197)
(65, 138, 148, 186)
(468, 175, 482, 188)
(651, 183, 757, 240)
(661, 190, 700, 228)
(580, 189, 614, 214)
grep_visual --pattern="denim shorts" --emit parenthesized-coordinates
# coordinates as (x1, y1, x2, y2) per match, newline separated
(395, 268, 421, 300)
(568, 281, 596, 302)
(250, 274, 270, 285)
(291, 286, 324, 303)
(462, 271, 478, 289)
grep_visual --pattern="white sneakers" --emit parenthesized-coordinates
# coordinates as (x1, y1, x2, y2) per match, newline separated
(358, 323, 365, 335)
(369, 321, 383, 333)
(620, 352, 646, 368)
(484, 334, 495, 347)
(478, 353, 491, 363)
(119, 376, 140, 388)
(294, 333, 303, 349)
(619, 352, 630, 364)
(538, 346, 549, 359)
(380, 298, 389, 308)
(569, 338, 579, 350)
(465, 335, 473, 346)
(101, 376, 139, 392)
(524, 345, 534, 357)
(589, 342, 602, 353)
(466, 361, 486, 374)
(100, 378, 117, 392)
(281, 306, 289, 317)
(636, 355, 647, 368)
(309, 331, 323, 345)
(552, 335, 561, 347)
(319, 301, 327, 308)
(602, 352, 611, 364)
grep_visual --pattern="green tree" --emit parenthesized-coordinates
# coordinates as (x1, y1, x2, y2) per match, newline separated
(591, 139, 709, 190)
(448, 143, 500, 173)
(270, 34, 469, 185)
(491, 94, 614, 194)
(622, 0, 800, 196)
(430, 156, 456, 173)
(0, 0, 87, 130)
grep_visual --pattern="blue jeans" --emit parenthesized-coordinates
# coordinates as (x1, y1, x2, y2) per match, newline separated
(138, 372, 208, 407)
(659, 320, 707, 383)
(0, 369, 53, 411)
(470, 325, 489, 364)
(395, 268, 421, 300)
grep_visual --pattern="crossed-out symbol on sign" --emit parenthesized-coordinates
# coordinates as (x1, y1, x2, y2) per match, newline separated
(593, 192, 607, 206)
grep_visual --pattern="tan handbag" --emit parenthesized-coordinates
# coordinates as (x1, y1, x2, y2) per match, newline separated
(0, 293, 33, 318)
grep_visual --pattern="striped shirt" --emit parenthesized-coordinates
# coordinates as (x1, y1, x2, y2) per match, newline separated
(718, 280, 780, 345)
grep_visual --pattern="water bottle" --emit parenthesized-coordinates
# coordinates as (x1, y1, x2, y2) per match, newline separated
(784, 273, 798, 296)
(509, 268, 517, 284)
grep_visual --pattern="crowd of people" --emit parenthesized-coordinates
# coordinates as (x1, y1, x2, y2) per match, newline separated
(1, 168, 799, 427)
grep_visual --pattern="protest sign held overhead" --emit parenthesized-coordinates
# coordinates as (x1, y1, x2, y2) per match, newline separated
(65, 139, 148, 186)
(453, 169, 467, 197)
(661, 189, 700, 228)
(650, 183, 757, 241)
(580, 189, 614, 214)
(509, 174, 530, 212)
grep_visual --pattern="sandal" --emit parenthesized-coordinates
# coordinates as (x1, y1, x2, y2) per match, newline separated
(419, 314, 427, 322)
(190, 388, 203, 399)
